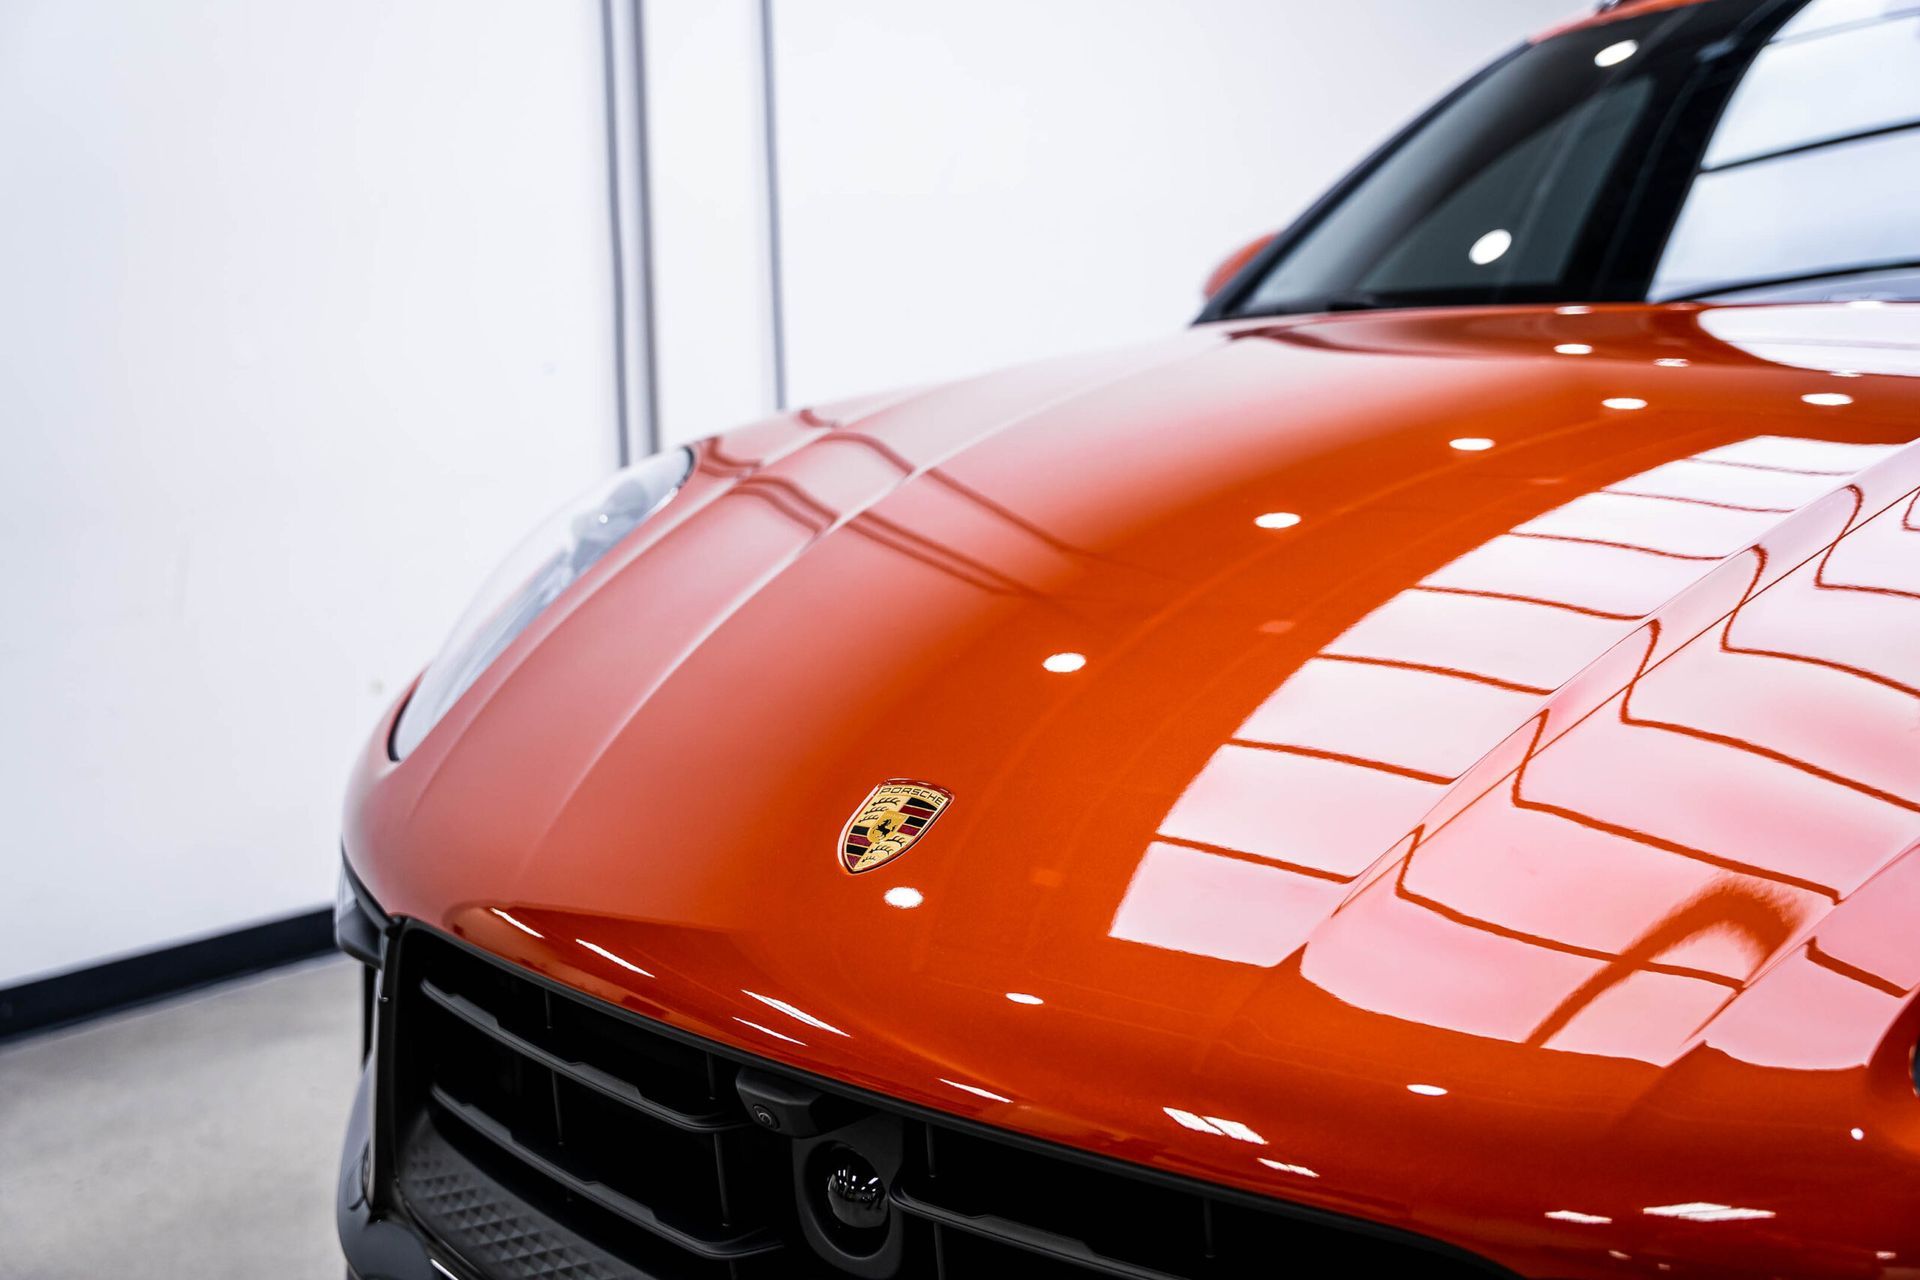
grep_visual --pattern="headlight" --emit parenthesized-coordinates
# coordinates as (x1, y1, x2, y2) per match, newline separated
(390, 447, 694, 758)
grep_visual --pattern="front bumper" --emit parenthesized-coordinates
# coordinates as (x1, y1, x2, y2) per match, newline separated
(335, 914, 1512, 1280)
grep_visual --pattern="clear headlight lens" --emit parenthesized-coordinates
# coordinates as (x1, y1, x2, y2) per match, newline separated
(390, 447, 694, 759)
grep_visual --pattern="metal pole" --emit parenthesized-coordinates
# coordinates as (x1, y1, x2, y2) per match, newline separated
(600, 0, 662, 463)
(757, 0, 789, 412)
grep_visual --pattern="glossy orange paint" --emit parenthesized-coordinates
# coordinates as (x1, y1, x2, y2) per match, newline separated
(345, 302, 1920, 1279)
(1534, 0, 1715, 42)
(1202, 232, 1278, 302)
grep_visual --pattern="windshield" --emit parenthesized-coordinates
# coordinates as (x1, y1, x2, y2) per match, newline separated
(1220, 0, 1920, 319)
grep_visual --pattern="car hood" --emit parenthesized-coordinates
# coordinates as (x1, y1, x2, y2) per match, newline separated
(348, 303, 1920, 1277)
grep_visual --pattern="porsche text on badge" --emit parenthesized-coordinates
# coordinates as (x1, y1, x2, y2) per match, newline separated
(839, 781, 951, 873)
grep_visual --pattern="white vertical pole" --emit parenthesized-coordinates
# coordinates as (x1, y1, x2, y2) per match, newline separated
(600, 0, 661, 462)
(755, 0, 789, 412)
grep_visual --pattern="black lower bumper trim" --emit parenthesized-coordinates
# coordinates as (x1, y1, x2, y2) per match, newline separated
(339, 1062, 443, 1280)
(340, 1058, 688, 1280)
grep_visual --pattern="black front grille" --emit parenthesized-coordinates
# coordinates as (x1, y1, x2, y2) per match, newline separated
(381, 927, 1508, 1280)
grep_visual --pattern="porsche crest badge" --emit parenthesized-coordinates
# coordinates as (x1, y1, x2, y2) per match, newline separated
(839, 780, 952, 873)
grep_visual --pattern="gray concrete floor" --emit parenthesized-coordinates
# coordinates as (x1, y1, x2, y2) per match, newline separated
(0, 956, 361, 1280)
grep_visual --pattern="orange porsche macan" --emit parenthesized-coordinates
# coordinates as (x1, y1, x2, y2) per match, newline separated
(333, 1, 1920, 1276)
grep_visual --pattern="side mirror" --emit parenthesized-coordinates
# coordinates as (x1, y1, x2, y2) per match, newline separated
(1202, 232, 1277, 302)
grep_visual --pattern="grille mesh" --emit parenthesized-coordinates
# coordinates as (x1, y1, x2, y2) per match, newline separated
(400, 1119, 642, 1280)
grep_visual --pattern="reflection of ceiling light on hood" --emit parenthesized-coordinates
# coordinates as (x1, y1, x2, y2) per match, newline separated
(1258, 1158, 1319, 1178)
(1043, 652, 1086, 673)
(1655, 357, 1690, 368)
(1407, 1083, 1449, 1097)
(1802, 392, 1853, 407)
(941, 1078, 1011, 1103)
(883, 885, 923, 909)
(745, 991, 848, 1036)
(1603, 397, 1648, 410)
(1165, 1108, 1267, 1144)
(1594, 39, 1638, 67)
(576, 938, 652, 977)
(1203, 1116, 1266, 1144)
(1005, 991, 1044, 1005)
(1255, 511, 1302, 529)
(735, 1017, 805, 1046)
(1555, 343, 1592, 355)
(1546, 1210, 1612, 1225)
(490, 908, 543, 939)
(1643, 1203, 1776, 1222)
(1450, 437, 1495, 452)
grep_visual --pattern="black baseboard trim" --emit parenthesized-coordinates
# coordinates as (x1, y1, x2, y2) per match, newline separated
(0, 907, 335, 1046)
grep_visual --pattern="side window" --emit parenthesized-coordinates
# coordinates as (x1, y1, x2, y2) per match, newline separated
(1770, 0, 1920, 41)
(1704, 12, 1920, 167)
(1652, 11, 1920, 300)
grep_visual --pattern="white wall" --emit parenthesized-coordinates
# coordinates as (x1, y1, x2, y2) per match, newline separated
(0, 0, 619, 986)
(769, 0, 1569, 407)
(0, 1, 1571, 985)
(645, 2, 783, 445)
